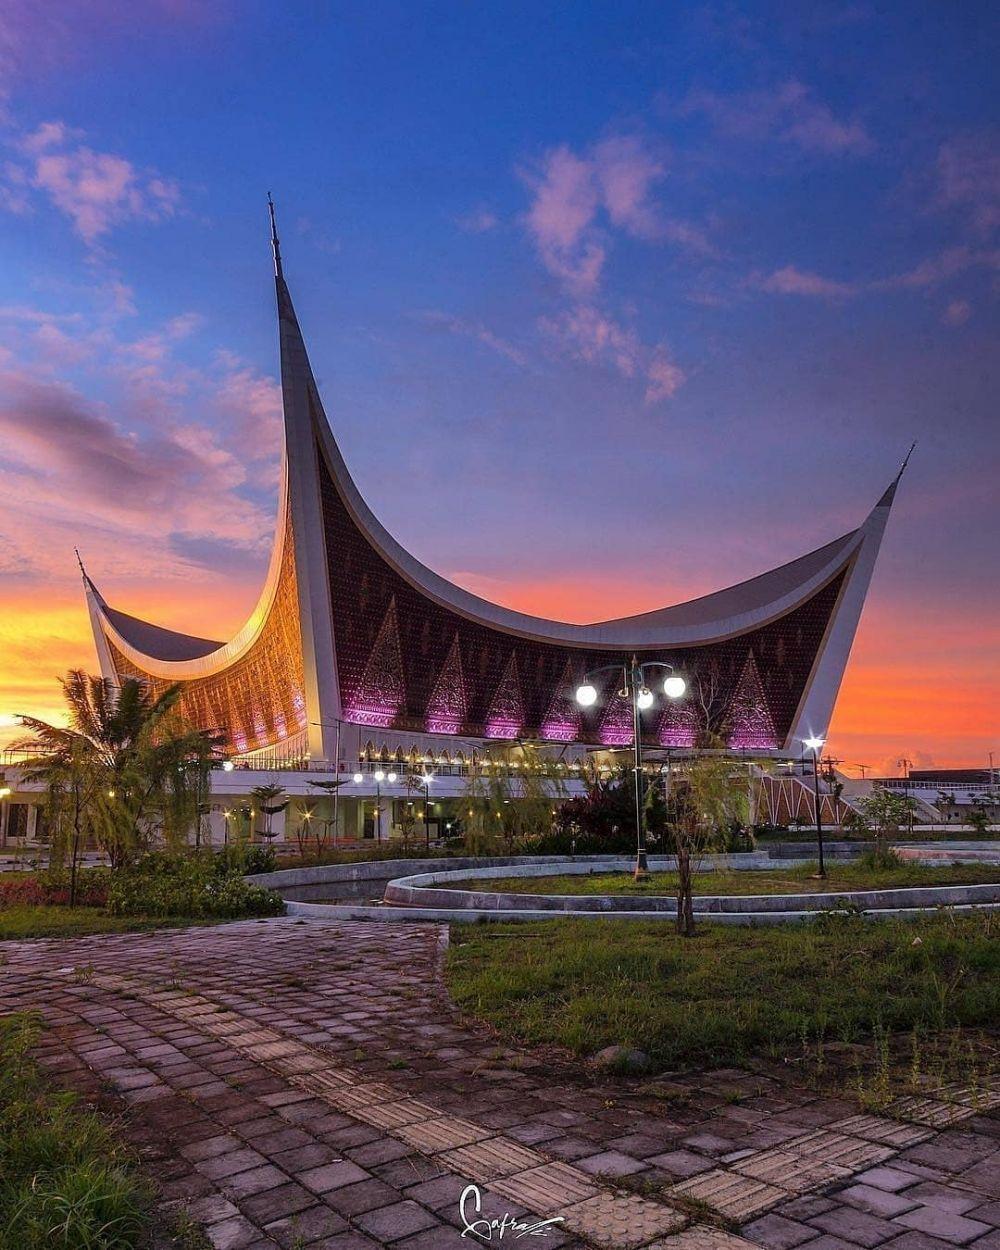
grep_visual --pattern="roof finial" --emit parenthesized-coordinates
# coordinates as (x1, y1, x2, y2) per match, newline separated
(74, 548, 87, 580)
(267, 191, 283, 280)
(897, 440, 916, 481)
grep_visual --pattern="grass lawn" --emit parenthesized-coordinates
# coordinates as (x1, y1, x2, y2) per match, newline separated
(441, 861, 1000, 896)
(446, 912, 1000, 1074)
(0, 1013, 152, 1249)
(0, 907, 218, 942)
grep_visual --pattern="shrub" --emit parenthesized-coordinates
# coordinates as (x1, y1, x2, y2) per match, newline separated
(107, 852, 283, 919)
(859, 845, 904, 872)
(215, 843, 277, 876)
(0, 869, 108, 911)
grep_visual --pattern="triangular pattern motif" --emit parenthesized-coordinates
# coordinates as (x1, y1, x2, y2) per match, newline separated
(484, 653, 523, 738)
(599, 689, 634, 746)
(540, 659, 582, 742)
(658, 697, 698, 748)
(424, 634, 466, 734)
(727, 650, 777, 750)
(346, 597, 405, 727)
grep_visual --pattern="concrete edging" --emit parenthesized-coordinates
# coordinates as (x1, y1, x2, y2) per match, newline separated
(251, 849, 1000, 926)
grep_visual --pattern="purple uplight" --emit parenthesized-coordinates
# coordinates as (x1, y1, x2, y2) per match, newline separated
(540, 720, 577, 741)
(485, 719, 520, 739)
(345, 705, 397, 728)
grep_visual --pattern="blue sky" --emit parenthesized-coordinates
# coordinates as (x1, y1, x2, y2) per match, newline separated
(0, 0, 996, 768)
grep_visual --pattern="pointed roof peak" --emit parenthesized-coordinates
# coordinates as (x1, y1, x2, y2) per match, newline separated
(876, 441, 916, 509)
(267, 191, 283, 280)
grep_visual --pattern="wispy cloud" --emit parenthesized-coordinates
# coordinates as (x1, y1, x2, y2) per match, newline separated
(934, 132, 1000, 237)
(754, 247, 999, 301)
(455, 206, 499, 234)
(540, 305, 684, 404)
(754, 265, 856, 298)
(681, 80, 874, 156)
(419, 311, 526, 365)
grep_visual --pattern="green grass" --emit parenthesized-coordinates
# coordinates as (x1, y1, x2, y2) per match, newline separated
(0, 907, 218, 942)
(0, 1013, 151, 1249)
(446, 912, 1000, 1072)
(441, 861, 1000, 896)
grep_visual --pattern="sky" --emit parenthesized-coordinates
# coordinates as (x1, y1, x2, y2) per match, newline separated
(0, 0, 997, 775)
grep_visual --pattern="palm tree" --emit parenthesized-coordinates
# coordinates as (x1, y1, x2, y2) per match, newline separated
(15, 670, 221, 896)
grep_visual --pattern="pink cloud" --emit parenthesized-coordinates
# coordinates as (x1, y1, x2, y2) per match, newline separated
(682, 80, 874, 156)
(420, 311, 526, 366)
(935, 132, 1000, 237)
(30, 141, 180, 244)
(456, 206, 499, 234)
(756, 265, 856, 297)
(942, 299, 972, 326)
(520, 134, 711, 296)
(540, 305, 685, 404)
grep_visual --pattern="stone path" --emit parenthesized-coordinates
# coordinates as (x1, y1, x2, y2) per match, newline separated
(1, 916, 998, 1250)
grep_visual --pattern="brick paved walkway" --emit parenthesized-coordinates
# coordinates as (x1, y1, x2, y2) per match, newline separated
(1, 917, 997, 1250)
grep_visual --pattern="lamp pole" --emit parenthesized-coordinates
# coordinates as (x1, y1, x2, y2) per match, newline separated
(576, 657, 686, 879)
(804, 736, 826, 878)
(352, 767, 396, 840)
(421, 772, 434, 850)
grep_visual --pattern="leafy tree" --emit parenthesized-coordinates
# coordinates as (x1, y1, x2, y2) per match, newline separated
(15, 671, 221, 890)
(662, 750, 749, 936)
(461, 747, 567, 853)
(852, 788, 916, 860)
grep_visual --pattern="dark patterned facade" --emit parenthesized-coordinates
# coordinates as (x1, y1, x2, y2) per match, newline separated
(320, 443, 848, 749)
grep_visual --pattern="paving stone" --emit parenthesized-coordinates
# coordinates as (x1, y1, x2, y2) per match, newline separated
(298, 1161, 371, 1194)
(670, 1169, 789, 1220)
(880, 1234, 968, 1250)
(397, 1115, 492, 1151)
(855, 1168, 924, 1194)
(779, 1130, 896, 1171)
(740, 1212, 817, 1248)
(560, 1191, 686, 1247)
(966, 1201, 1000, 1226)
(733, 1149, 851, 1192)
(439, 1137, 545, 1180)
(263, 1204, 347, 1247)
(222, 1164, 289, 1198)
(839, 1184, 921, 1218)
(647, 1149, 716, 1178)
(574, 1149, 648, 1178)
(894, 1207, 992, 1244)
(354, 1200, 440, 1241)
(888, 1100, 978, 1130)
(832, 1116, 935, 1148)
(205, 1215, 263, 1250)
(808, 1204, 904, 1247)
(492, 1162, 600, 1215)
(647, 1229, 761, 1249)
(323, 1179, 404, 1218)
(903, 1184, 983, 1215)
(197, 1148, 270, 1180)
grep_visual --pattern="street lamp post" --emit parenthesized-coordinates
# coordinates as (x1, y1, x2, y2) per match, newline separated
(420, 771, 434, 850)
(804, 736, 826, 878)
(0, 786, 10, 850)
(576, 655, 686, 878)
(352, 767, 397, 840)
